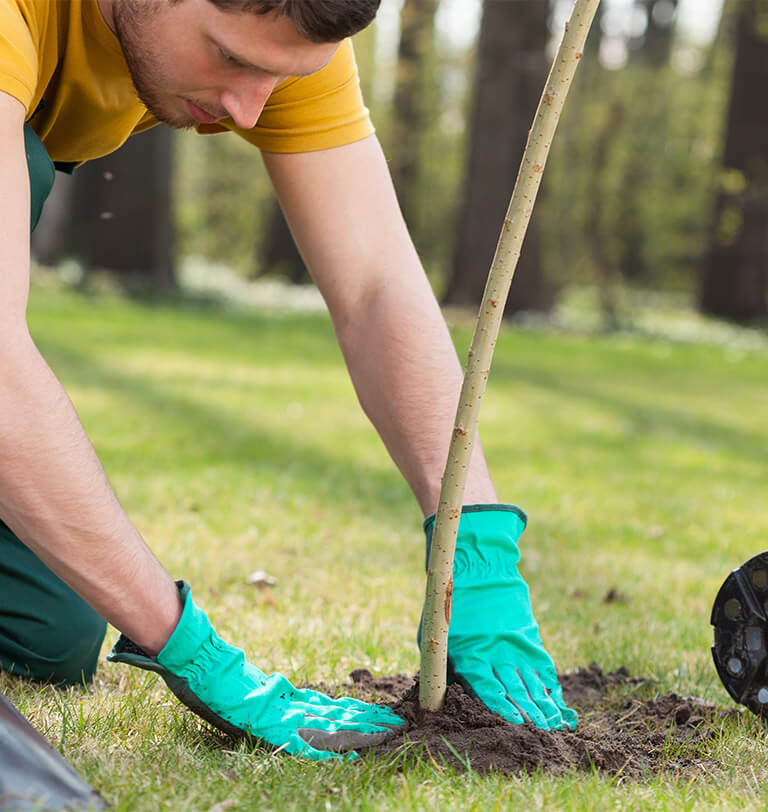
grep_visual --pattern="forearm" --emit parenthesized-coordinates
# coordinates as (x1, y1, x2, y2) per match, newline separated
(0, 332, 181, 654)
(333, 264, 497, 516)
(1, 93, 179, 654)
(263, 136, 497, 515)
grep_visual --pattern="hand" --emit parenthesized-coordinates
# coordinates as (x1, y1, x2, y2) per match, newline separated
(419, 505, 577, 730)
(108, 582, 403, 760)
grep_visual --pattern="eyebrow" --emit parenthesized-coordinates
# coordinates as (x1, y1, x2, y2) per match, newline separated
(214, 39, 328, 78)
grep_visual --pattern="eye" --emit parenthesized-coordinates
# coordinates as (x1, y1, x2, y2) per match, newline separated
(219, 47, 239, 66)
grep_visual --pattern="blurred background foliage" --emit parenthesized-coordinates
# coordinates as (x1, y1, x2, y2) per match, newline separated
(32, 0, 768, 326)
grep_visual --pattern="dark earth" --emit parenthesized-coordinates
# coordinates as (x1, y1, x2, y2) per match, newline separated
(315, 664, 742, 779)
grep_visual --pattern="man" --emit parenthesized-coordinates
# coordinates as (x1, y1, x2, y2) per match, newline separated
(0, 0, 576, 760)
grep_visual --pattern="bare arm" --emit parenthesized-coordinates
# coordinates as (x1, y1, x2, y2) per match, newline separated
(0, 92, 180, 653)
(263, 135, 497, 516)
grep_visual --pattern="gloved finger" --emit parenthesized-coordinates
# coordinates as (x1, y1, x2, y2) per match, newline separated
(254, 715, 397, 760)
(300, 691, 404, 723)
(291, 694, 404, 727)
(557, 704, 578, 731)
(282, 733, 359, 761)
(530, 666, 579, 731)
(545, 680, 578, 731)
(454, 660, 527, 723)
(232, 722, 357, 761)
(291, 687, 370, 707)
(518, 667, 567, 729)
(283, 697, 404, 729)
(248, 678, 403, 727)
(297, 726, 395, 753)
(492, 665, 551, 729)
(296, 708, 403, 738)
(273, 706, 401, 738)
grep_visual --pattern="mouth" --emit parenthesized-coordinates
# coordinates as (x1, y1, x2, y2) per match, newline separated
(185, 100, 223, 124)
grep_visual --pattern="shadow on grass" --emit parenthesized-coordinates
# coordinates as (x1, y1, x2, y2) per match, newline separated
(490, 359, 768, 469)
(31, 293, 342, 368)
(38, 340, 413, 530)
(36, 315, 768, 533)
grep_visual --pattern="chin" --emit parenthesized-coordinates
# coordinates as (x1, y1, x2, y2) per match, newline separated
(148, 107, 198, 130)
(137, 92, 198, 130)
(162, 114, 199, 130)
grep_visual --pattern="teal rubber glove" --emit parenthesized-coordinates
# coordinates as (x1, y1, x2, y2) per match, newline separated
(108, 582, 403, 760)
(420, 505, 577, 731)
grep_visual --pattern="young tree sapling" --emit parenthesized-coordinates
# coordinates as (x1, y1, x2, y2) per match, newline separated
(419, 0, 602, 713)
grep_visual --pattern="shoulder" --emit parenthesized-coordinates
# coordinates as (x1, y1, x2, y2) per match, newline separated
(0, 0, 53, 114)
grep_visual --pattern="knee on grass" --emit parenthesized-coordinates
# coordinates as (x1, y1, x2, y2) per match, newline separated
(0, 600, 107, 687)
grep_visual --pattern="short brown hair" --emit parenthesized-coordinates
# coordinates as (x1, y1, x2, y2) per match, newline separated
(206, 0, 380, 42)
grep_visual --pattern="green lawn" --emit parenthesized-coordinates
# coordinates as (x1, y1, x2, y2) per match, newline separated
(4, 282, 768, 810)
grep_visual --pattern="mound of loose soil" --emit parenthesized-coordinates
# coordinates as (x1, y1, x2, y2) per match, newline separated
(327, 664, 740, 779)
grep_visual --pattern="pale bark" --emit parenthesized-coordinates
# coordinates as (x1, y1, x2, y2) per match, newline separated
(419, 0, 601, 713)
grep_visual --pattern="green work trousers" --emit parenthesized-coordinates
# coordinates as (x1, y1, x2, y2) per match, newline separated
(0, 127, 106, 685)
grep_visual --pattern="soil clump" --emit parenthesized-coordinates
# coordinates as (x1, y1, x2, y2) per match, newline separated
(327, 663, 738, 779)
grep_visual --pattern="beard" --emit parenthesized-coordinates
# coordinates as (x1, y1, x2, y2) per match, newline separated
(113, 0, 198, 129)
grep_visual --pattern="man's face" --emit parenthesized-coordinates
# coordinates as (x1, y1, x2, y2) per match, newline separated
(112, 0, 340, 130)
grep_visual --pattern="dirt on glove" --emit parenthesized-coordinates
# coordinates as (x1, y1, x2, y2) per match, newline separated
(318, 664, 740, 779)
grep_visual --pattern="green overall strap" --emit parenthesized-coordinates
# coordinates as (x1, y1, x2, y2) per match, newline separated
(23, 123, 55, 232)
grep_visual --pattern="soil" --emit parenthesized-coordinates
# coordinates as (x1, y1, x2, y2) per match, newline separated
(321, 664, 740, 779)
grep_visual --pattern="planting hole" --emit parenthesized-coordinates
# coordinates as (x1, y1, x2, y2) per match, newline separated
(728, 657, 743, 675)
(752, 569, 768, 590)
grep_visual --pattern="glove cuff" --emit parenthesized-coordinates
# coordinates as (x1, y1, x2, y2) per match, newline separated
(107, 582, 250, 740)
(424, 504, 527, 570)
(423, 503, 527, 536)
(155, 581, 217, 674)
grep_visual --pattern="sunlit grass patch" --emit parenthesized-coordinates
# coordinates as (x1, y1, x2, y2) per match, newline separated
(7, 283, 768, 809)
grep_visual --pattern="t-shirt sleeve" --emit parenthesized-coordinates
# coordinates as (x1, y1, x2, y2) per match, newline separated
(0, 0, 39, 112)
(194, 38, 374, 153)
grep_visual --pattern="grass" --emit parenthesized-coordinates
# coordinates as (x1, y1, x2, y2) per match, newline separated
(5, 278, 768, 810)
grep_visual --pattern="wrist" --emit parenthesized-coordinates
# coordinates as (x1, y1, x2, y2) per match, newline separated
(120, 577, 184, 657)
(423, 503, 528, 534)
(420, 479, 498, 518)
(155, 581, 212, 672)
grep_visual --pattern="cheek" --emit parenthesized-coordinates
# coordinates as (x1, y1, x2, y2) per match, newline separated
(181, 55, 231, 92)
(157, 35, 223, 90)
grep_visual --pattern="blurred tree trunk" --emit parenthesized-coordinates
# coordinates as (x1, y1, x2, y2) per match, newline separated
(584, 0, 606, 60)
(634, 0, 679, 66)
(700, 0, 768, 321)
(615, 0, 679, 284)
(52, 128, 176, 290)
(257, 201, 308, 283)
(258, 4, 439, 285)
(587, 101, 625, 330)
(444, 0, 552, 316)
(389, 0, 438, 233)
(354, 22, 377, 109)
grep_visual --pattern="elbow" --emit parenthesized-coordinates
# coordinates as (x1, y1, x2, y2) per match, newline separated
(0, 320, 37, 370)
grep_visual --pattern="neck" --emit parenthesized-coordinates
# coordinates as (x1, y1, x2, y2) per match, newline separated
(96, 0, 116, 34)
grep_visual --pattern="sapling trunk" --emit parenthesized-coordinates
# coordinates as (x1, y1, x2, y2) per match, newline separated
(419, 0, 601, 713)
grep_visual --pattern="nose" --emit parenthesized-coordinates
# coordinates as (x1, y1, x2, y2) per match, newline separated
(220, 75, 278, 130)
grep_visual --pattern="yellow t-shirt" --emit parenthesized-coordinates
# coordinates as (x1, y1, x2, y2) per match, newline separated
(0, 0, 373, 164)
